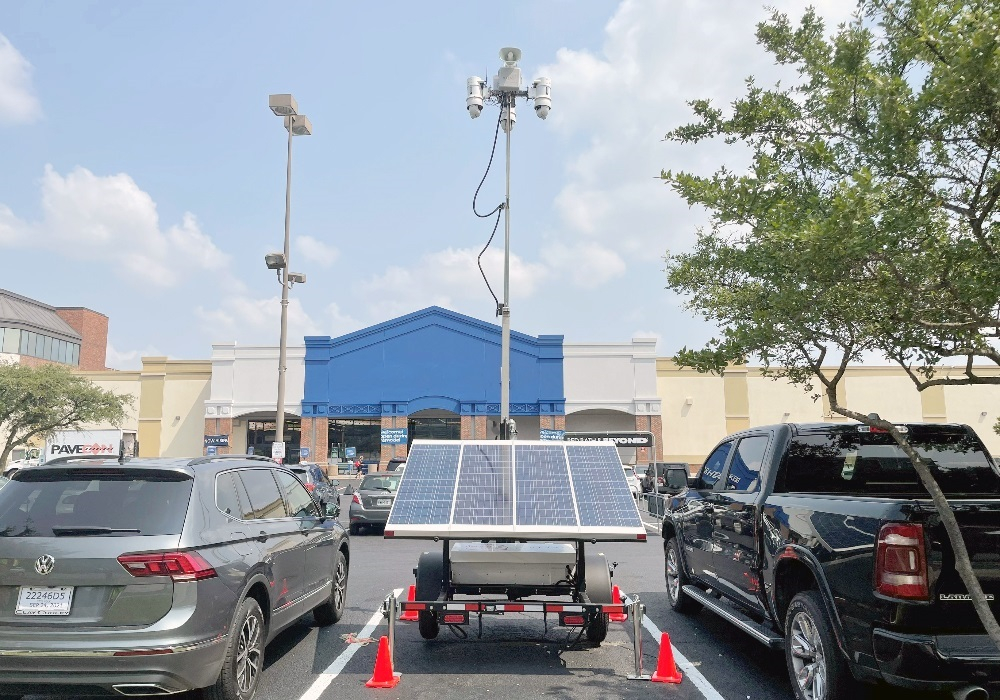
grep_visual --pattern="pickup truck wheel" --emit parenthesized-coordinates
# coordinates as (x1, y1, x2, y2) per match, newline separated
(784, 591, 855, 700)
(665, 537, 701, 614)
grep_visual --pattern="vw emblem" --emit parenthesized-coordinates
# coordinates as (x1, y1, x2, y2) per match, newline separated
(34, 555, 55, 576)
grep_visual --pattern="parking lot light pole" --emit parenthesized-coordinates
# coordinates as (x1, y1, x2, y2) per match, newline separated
(266, 94, 312, 456)
(466, 49, 551, 439)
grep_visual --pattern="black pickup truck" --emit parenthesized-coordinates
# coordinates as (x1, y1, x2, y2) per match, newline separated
(661, 422, 1000, 700)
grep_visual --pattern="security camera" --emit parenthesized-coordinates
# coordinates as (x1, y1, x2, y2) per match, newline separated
(287, 272, 306, 285)
(500, 103, 516, 133)
(532, 77, 551, 119)
(467, 77, 484, 119)
(264, 252, 286, 270)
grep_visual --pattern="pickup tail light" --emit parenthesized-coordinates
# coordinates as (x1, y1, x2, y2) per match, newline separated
(875, 523, 928, 601)
(118, 552, 217, 582)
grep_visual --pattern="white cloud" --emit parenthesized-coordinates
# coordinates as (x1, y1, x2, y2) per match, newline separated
(106, 342, 162, 371)
(0, 34, 41, 125)
(0, 165, 228, 288)
(195, 296, 321, 345)
(358, 247, 548, 321)
(325, 302, 360, 337)
(541, 241, 626, 288)
(296, 235, 339, 268)
(537, 0, 858, 260)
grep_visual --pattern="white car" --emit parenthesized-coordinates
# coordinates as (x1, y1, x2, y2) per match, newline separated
(623, 466, 641, 499)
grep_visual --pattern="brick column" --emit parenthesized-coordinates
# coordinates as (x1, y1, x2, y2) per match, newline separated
(461, 416, 473, 439)
(634, 414, 662, 463)
(204, 417, 233, 455)
(379, 415, 407, 469)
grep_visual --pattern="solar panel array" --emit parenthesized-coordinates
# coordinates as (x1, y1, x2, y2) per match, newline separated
(386, 440, 644, 540)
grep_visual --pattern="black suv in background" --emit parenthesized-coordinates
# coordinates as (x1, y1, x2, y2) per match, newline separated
(642, 461, 690, 493)
(0, 455, 349, 700)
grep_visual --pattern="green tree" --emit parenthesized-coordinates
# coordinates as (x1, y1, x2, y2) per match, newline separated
(0, 362, 132, 468)
(661, 0, 1000, 649)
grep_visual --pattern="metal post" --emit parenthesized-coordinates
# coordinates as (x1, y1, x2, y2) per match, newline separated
(387, 591, 398, 667)
(499, 94, 512, 439)
(275, 117, 294, 449)
(627, 596, 651, 680)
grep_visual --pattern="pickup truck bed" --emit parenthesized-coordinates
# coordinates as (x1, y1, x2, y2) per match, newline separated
(662, 422, 1000, 700)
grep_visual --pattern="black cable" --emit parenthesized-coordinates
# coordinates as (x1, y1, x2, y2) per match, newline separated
(473, 93, 507, 311)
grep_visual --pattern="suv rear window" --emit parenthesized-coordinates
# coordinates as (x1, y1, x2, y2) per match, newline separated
(0, 468, 194, 537)
(776, 427, 1000, 496)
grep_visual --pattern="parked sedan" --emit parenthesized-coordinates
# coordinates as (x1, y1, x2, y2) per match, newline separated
(348, 472, 402, 535)
(0, 455, 349, 700)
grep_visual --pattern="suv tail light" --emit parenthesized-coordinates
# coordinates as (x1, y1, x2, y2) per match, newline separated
(875, 523, 928, 601)
(352, 493, 362, 505)
(118, 552, 218, 582)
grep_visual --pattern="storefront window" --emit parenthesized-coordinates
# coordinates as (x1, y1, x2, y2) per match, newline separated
(327, 419, 380, 463)
(247, 419, 302, 464)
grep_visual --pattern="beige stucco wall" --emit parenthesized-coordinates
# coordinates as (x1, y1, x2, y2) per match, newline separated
(658, 361, 1000, 466)
(74, 369, 141, 433)
(158, 362, 212, 457)
(657, 361, 728, 464)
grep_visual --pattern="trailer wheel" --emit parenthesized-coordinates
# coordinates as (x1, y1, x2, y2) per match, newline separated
(583, 552, 613, 605)
(415, 551, 444, 641)
(418, 610, 440, 640)
(586, 612, 609, 644)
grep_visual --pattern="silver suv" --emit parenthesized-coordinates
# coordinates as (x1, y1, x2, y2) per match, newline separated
(0, 455, 349, 700)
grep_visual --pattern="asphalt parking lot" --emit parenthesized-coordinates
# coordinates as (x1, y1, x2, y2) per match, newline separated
(18, 492, 951, 700)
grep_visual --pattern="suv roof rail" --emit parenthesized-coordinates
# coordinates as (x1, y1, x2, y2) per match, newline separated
(186, 454, 277, 467)
(43, 455, 134, 466)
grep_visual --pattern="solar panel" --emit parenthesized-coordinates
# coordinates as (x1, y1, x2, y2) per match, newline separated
(387, 443, 461, 525)
(386, 439, 645, 540)
(567, 444, 645, 529)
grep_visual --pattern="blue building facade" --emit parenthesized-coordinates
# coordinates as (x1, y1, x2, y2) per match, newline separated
(299, 307, 565, 464)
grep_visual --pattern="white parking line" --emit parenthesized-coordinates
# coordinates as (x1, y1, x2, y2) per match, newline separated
(298, 587, 404, 700)
(621, 592, 725, 700)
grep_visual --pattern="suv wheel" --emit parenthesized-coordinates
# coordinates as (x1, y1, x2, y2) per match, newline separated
(206, 597, 265, 700)
(784, 590, 855, 700)
(665, 537, 701, 614)
(314, 550, 348, 626)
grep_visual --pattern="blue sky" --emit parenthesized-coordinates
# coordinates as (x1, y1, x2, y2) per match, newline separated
(0, 1, 853, 368)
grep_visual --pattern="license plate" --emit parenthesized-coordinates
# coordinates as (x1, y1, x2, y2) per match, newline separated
(377, 498, 391, 507)
(15, 586, 74, 616)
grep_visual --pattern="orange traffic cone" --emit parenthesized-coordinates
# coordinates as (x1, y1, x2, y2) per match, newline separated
(365, 635, 401, 688)
(650, 632, 683, 683)
(609, 585, 627, 622)
(399, 585, 418, 621)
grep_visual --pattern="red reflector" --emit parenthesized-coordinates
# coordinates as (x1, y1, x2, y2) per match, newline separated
(637, 533, 647, 541)
(561, 615, 585, 626)
(548, 605, 563, 612)
(117, 552, 217, 582)
(384, 530, 394, 538)
(404, 603, 426, 611)
(603, 605, 624, 614)
(875, 523, 928, 601)
(443, 614, 467, 625)
(465, 603, 479, 611)
(113, 648, 173, 656)
(504, 604, 524, 612)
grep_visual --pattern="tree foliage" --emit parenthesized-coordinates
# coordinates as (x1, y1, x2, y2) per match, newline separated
(662, 0, 1000, 648)
(0, 362, 132, 467)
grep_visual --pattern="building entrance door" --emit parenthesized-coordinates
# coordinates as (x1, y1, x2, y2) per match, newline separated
(247, 419, 302, 464)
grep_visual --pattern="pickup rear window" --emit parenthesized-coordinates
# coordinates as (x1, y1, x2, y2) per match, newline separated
(775, 427, 1000, 496)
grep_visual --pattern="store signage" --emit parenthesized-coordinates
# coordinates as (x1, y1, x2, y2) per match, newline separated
(381, 428, 408, 445)
(539, 429, 566, 441)
(271, 441, 285, 460)
(206, 446, 218, 457)
(300, 447, 311, 459)
(345, 447, 357, 458)
(564, 432, 653, 448)
(204, 435, 229, 447)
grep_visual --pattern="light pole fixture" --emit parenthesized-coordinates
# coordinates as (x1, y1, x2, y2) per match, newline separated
(466, 48, 551, 440)
(267, 92, 312, 460)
